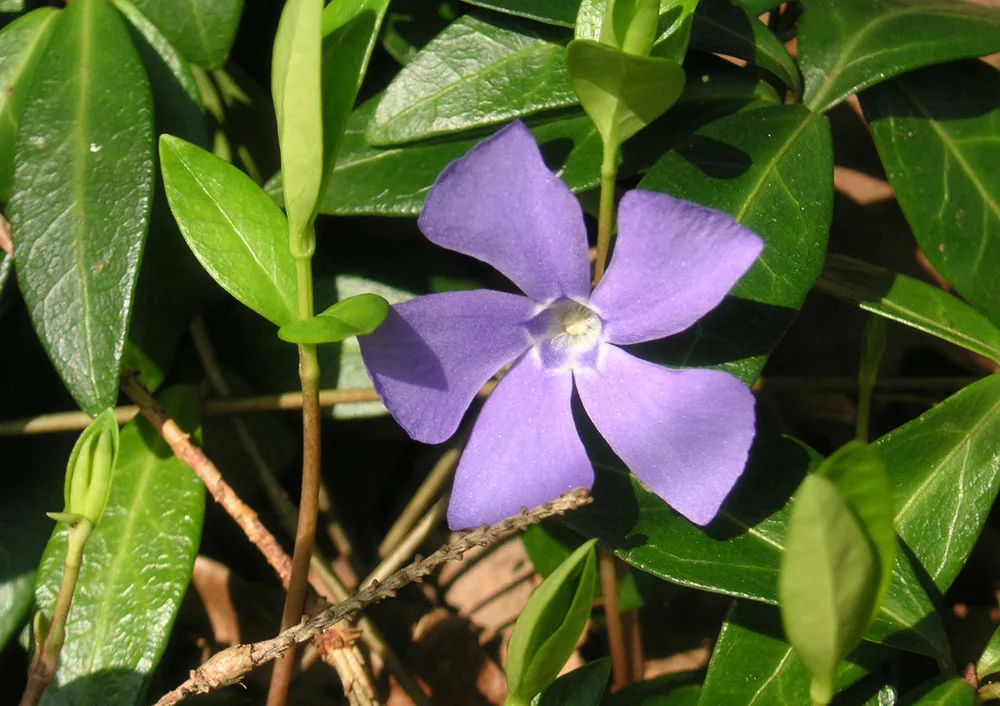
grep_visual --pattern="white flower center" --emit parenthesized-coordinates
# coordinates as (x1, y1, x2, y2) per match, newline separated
(527, 299, 603, 371)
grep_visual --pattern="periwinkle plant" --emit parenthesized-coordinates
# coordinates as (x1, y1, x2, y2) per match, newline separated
(2, 0, 1000, 704)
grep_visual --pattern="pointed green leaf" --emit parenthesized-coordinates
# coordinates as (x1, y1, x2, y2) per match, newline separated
(699, 600, 884, 706)
(507, 539, 598, 705)
(128, 0, 243, 70)
(272, 0, 323, 252)
(277, 293, 389, 344)
(779, 474, 881, 703)
(160, 135, 297, 326)
(862, 61, 1000, 331)
(818, 255, 1000, 364)
(367, 14, 577, 145)
(319, 0, 391, 195)
(876, 373, 1000, 596)
(798, 0, 1000, 113)
(461, 0, 581, 27)
(34, 387, 205, 703)
(532, 658, 609, 705)
(637, 104, 832, 382)
(8, 0, 154, 415)
(649, 0, 700, 61)
(977, 624, 1000, 680)
(0, 6, 59, 202)
(566, 39, 685, 146)
(815, 442, 896, 620)
(691, 0, 800, 93)
(900, 677, 974, 706)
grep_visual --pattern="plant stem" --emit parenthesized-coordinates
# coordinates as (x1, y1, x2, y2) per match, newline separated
(592, 136, 620, 286)
(20, 522, 91, 706)
(600, 549, 631, 689)
(267, 250, 322, 706)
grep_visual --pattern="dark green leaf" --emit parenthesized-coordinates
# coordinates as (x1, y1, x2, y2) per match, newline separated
(815, 442, 897, 618)
(160, 135, 298, 326)
(366, 14, 577, 145)
(862, 61, 1000, 330)
(565, 428, 947, 658)
(691, 0, 800, 93)
(272, 0, 323, 249)
(8, 0, 154, 415)
(609, 681, 701, 706)
(977, 625, 1000, 680)
(277, 293, 389, 344)
(308, 55, 773, 216)
(34, 386, 205, 703)
(128, 0, 243, 70)
(899, 677, 974, 706)
(798, 0, 1000, 113)
(566, 39, 685, 146)
(463, 0, 580, 26)
(532, 658, 609, 705)
(319, 0, 390, 195)
(779, 473, 881, 702)
(698, 600, 883, 706)
(0, 6, 59, 202)
(818, 255, 1000, 364)
(637, 104, 832, 383)
(876, 373, 1000, 597)
(507, 539, 598, 705)
(733, 0, 776, 15)
(649, 0, 701, 61)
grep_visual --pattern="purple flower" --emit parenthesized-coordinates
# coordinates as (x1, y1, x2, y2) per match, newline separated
(358, 121, 764, 530)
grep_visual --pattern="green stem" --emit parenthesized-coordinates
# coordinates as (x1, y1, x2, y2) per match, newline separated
(20, 522, 92, 706)
(267, 253, 322, 706)
(592, 136, 620, 286)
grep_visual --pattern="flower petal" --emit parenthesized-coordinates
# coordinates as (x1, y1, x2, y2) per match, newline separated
(358, 290, 535, 444)
(447, 354, 593, 529)
(590, 190, 763, 345)
(418, 121, 591, 302)
(575, 345, 755, 525)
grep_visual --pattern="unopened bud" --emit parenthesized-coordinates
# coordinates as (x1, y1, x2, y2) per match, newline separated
(53, 409, 119, 526)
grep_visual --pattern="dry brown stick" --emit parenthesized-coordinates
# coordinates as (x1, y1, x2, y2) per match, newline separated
(153, 489, 593, 706)
(122, 374, 296, 585)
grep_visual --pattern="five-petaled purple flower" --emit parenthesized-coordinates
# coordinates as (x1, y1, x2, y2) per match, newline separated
(359, 121, 764, 530)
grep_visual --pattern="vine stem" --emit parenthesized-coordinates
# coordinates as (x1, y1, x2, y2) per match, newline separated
(19, 523, 91, 706)
(592, 134, 620, 286)
(267, 253, 323, 706)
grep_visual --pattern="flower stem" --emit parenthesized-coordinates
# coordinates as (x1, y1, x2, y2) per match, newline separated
(592, 136, 620, 287)
(20, 521, 92, 706)
(600, 549, 632, 689)
(267, 250, 322, 706)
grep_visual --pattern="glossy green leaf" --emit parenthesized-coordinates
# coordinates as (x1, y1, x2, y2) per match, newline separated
(319, 0, 390, 195)
(876, 373, 1000, 597)
(160, 135, 297, 326)
(637, 104, 832, 383)
(899, 677, 974, 706)
(0, 7, 58, 202)
(691, 0, 800, 92)
(609, 680, 701, 706)
(367, 14, 577, 145)
(128, 0, 243, 70)
(0, 0, 24, 12)
(699, 600, 883, 706)
(277, 293, 389, 344)
(818, 255, 1000, 364)
(506, 539, 598, 705)
(779, 473, 881, 703)
(34, 387, 205, 703)
(272, 0, 323, 253)
(649, 0, 700, 61)
(307, 55, 771, 216)
(862, 61, 1000, 331)
(798, 0, 1000, 113)
(573, 0, 700, 61)
(815, 442, 897, 619)
(462, 0, 581, 27)
(0, 252, 12, 297)
(977, 624, 1000, 680)
(7, 0, 154, 415)
(566, 39, 685, 146)
(565, 429, 947, 658)
(532, 658, 609, 705)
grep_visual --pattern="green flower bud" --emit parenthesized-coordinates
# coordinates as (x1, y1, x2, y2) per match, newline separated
(55, 409, 119, 526)
(600, 0, 659, 56)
